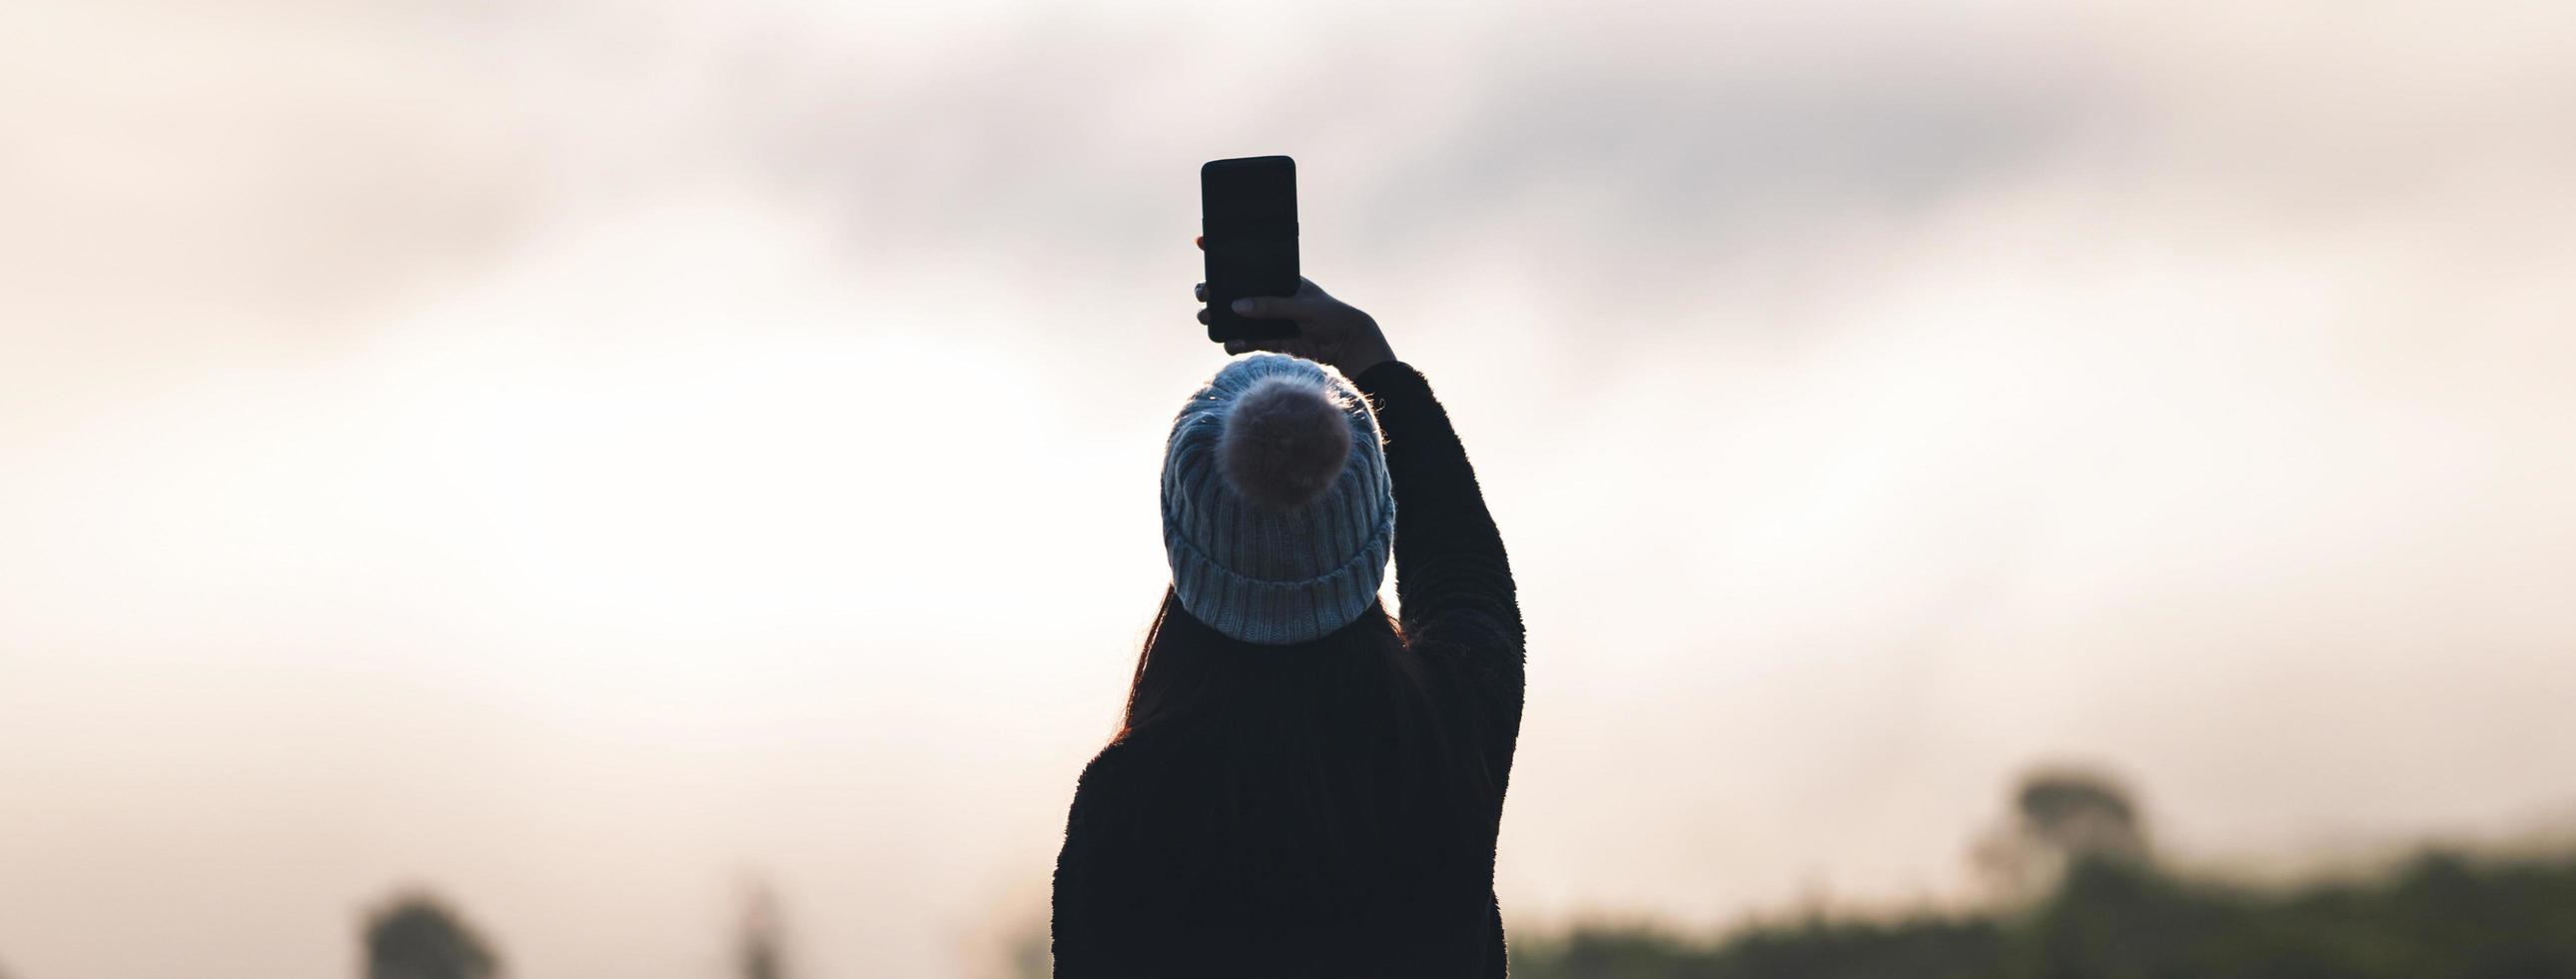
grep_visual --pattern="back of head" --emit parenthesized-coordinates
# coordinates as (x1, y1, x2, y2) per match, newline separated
(1160, 354, 1394, 646)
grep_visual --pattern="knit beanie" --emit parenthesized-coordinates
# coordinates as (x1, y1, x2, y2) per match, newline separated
(1162, 353, 1394, 645)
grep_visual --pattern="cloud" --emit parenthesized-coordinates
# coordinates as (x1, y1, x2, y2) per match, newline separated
(5, 0, 2576, 975)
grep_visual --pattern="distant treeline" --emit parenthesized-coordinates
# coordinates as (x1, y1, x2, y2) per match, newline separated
(1507, 847, 2576, 979)
(341, 766, 2576, 978)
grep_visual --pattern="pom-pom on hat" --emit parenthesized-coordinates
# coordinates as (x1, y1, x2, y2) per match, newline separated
(1162, 353, 1394, 645)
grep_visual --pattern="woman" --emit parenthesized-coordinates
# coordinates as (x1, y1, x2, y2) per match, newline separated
(1051, 270, 1524, 977)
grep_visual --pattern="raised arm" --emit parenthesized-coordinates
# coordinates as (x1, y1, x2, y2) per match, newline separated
(1351, 362, 1521, 656)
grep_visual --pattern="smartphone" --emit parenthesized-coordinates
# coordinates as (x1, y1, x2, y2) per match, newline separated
(1201, 155, 1300, 343)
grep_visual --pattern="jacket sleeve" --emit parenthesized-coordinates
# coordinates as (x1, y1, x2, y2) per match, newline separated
(1352, 362, 1525, 733)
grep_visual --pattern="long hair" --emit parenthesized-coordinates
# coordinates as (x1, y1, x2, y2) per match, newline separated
(1099, 587, 1501, 958)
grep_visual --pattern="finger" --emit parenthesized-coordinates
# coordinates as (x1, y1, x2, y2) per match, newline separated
(1225, 337, 1297, 356)
(1194, 236, 1204, 251)
(1230, 296, 1316, 321)
(1197, 308, 1210, 325)
(1194, 282, 1206, 303)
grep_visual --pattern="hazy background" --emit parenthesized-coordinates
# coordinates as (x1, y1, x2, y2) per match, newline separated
(5, 0, 2574, 975)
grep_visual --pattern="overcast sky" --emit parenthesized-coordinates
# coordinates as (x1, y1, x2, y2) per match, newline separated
(5, 0, 2575, 976)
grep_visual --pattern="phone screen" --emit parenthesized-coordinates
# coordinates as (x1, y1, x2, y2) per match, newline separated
(1201, 156, 1300, 342)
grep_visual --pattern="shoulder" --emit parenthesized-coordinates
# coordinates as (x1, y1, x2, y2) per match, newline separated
(1405, 608, 1526, 677)
(1068, 737, 1167, 816)
(1061, 742, 1142, 868)
(1073, 740, 1136, 800)
(1405, 603, 1524, 657)
(1406, 619, 1526, 712)
(1059, 738, 1180, 883)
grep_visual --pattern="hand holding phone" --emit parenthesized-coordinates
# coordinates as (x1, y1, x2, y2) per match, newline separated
(1195, 268, 1396, 380)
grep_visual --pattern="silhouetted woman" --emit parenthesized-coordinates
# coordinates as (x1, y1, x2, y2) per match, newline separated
(1051, 272, 1523, 977)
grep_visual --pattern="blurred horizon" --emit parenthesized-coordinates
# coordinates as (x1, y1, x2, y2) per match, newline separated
(6, 0, 2576, 975)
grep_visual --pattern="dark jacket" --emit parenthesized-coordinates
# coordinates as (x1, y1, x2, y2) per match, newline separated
(1053, 362, 1525, 977)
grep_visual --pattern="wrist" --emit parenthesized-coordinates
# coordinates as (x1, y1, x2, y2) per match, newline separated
(1338, 344, 1394, 380)
(1348, 353, 1406, 389)
(1336, 320, 1395, 379)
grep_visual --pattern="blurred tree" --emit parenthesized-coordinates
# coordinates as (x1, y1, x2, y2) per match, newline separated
(1513, 849, 2576, 978)
(2016, 770, 2150, 860)
(738, 881, 788, 979)
(1003, 926, 1051, 979)
(1974, 766, 2151, 903)
(362, 892, 500, 979)
(1510, 765, 2576, 978)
